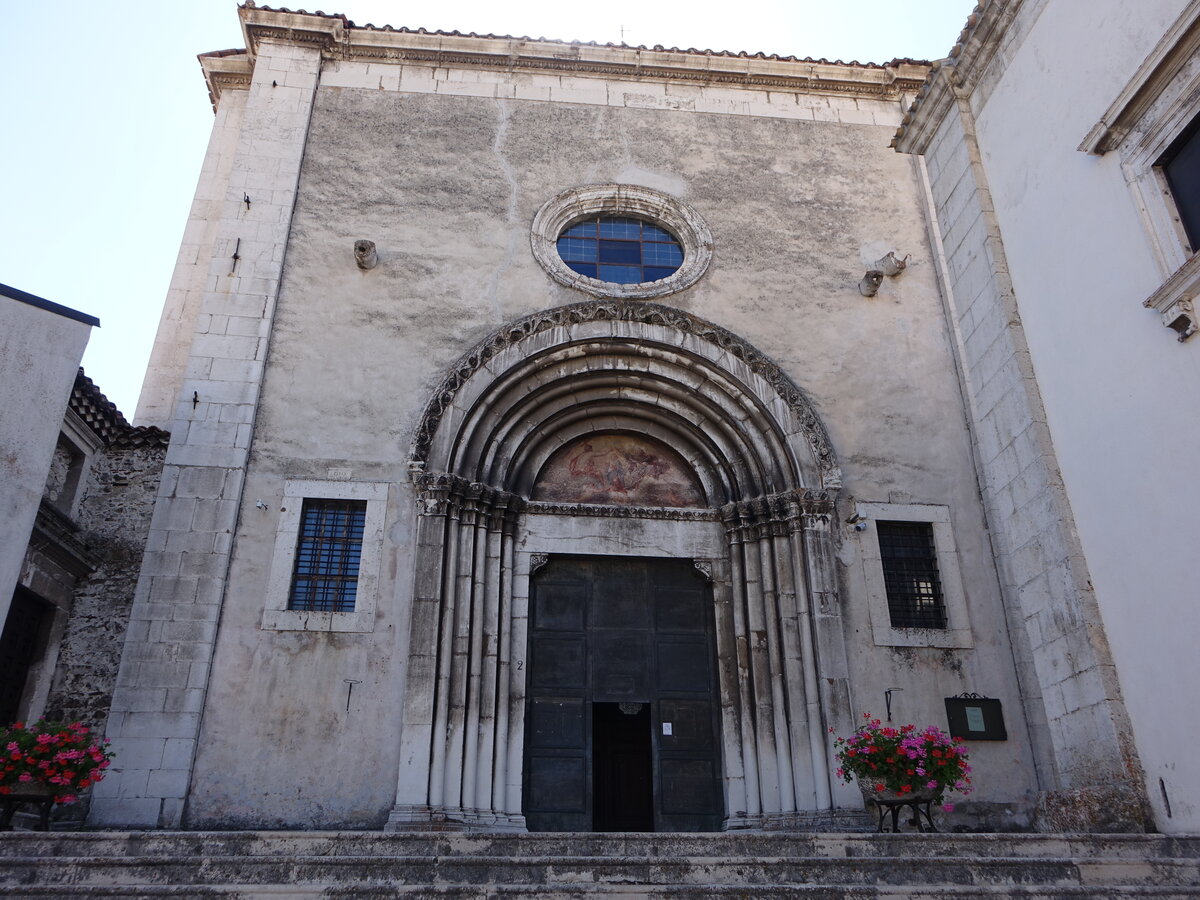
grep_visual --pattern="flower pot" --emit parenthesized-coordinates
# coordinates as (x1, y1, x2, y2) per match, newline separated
(859, 784, 939, 804)
(858, 783, 939, 833)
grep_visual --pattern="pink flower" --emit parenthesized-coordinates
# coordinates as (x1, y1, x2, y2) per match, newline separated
(17, 774, 32, 783)
(941, 803, 955, 812)
(926, 780, 939, 790)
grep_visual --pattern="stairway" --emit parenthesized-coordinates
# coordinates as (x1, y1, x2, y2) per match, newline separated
(0, 831, 1198, 898)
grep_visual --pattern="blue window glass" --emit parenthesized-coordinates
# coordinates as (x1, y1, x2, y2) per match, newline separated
(643, 267, 678, 282)
(566, 261, 598, 277)
(557, 237, 597, 262)
(598, 217, 641, 238)
(556, 216, 683, 285)
(599, 264, 644, 283)
(598, 239, 641, 264)
(643, 242, 683, 266)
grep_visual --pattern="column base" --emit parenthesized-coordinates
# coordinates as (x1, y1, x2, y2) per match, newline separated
(385, 804, 527, 833)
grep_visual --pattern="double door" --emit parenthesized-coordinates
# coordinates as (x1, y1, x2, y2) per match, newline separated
(523, 556, 723, 831)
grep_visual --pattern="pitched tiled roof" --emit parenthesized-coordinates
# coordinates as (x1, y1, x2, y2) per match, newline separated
(70, 369, 170, 448)
(240, 1, 931, 70)
(892, 2, 987, 147)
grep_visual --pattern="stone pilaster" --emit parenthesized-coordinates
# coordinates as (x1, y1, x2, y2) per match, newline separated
(91, 40, 321, 828)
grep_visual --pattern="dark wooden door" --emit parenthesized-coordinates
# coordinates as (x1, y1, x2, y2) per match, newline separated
(524, 556, 723, 832)
(0, 588, 52, 724)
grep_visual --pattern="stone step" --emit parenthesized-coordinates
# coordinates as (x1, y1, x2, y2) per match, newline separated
(3, 831, 1199, 859)
(4, 886, 1200, 899)
(0, 832, 1196, 899)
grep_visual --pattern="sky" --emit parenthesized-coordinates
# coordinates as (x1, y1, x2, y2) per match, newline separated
(0, 0, 976, 417)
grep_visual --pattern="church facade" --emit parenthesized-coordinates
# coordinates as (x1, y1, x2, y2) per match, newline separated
(91, 2, 1166, 833)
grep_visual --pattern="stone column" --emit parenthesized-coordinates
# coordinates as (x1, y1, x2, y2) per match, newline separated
(391, 473, 453, 823)
(720, 505, 762, 823)
(389, 476, 524, 831)
(799, 497, 852, 807)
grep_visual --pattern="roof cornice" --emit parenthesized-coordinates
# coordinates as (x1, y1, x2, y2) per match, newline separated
(893, 0, 1022, 154)
(1078, 0, 1200, 154)
(199, 50, 252, 111)
(199, 3, 930, 110)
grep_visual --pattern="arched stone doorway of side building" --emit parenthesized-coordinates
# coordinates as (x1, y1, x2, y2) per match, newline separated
(388, 301, 851, 833)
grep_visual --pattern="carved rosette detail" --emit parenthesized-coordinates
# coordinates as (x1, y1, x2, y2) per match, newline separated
(408, 300, 841, 491)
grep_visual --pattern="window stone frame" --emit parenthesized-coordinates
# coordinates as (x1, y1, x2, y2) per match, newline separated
(855, 502, 973, 649)
(1080, 4, 1200, 341)
(261, 479, 388, 633)
(531, 184, 713, 300)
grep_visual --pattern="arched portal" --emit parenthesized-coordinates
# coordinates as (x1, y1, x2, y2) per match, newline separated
(388, 301, 853, 832)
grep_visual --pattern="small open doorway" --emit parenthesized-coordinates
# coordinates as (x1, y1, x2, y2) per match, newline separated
(592, 702, 653, 831)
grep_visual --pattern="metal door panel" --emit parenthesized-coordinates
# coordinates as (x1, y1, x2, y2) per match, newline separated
(655, 637, 712, 692)
(524, 555, 723, 832)
(533, 582, 587, 631)
(528, 636, 586, 691)
(592, 630, 651, 700)
(528, 698, 586, 749)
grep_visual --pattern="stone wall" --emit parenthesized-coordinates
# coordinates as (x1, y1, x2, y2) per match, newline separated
(43, 434, 167, 731)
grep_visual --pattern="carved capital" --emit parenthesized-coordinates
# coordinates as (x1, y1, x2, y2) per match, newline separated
(693, 559, 714, 582)
(529, 553, 551, 575)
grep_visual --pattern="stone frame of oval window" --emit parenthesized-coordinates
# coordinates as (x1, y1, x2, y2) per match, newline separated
(531, 184, 713, 300)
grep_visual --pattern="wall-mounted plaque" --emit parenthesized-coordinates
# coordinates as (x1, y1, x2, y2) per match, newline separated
(944, 694, 1007, 741)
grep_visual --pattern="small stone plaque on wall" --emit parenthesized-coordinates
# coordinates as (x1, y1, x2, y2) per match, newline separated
(945, 694, 1007, 741)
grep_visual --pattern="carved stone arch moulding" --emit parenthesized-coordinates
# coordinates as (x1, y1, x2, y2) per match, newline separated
(531, 184, 714, 300)
(408, 300, 841, 491)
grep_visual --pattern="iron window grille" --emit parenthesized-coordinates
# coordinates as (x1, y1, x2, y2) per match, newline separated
(287, 498, 367, 613)
(876, 521, 947, 629)
(556, 216, 684, 284)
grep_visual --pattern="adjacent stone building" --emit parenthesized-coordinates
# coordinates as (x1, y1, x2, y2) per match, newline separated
(89, 1, 1194, 835)
(0, 281, 168, 740)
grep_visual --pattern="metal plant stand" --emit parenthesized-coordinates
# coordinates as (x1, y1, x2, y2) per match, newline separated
(866, 793, 938, 833)
(0, 793, 56, 831)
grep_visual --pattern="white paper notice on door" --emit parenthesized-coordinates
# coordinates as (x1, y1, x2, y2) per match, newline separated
(662, 722, 673, 735)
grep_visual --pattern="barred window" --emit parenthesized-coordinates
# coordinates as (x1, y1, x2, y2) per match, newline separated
(287, 498, 367, 613)
(877, 521, 947, 629)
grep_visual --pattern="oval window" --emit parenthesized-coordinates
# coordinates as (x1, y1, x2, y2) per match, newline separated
(556, 216, 684, 285)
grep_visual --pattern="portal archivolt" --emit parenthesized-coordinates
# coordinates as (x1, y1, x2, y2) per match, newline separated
(389, 302, 852, 832)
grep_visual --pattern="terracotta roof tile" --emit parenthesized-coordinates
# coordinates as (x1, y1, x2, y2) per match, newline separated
(241, 1, 930, 69)
(70, 369, 169, 447)
(892, 2, 986, 147)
